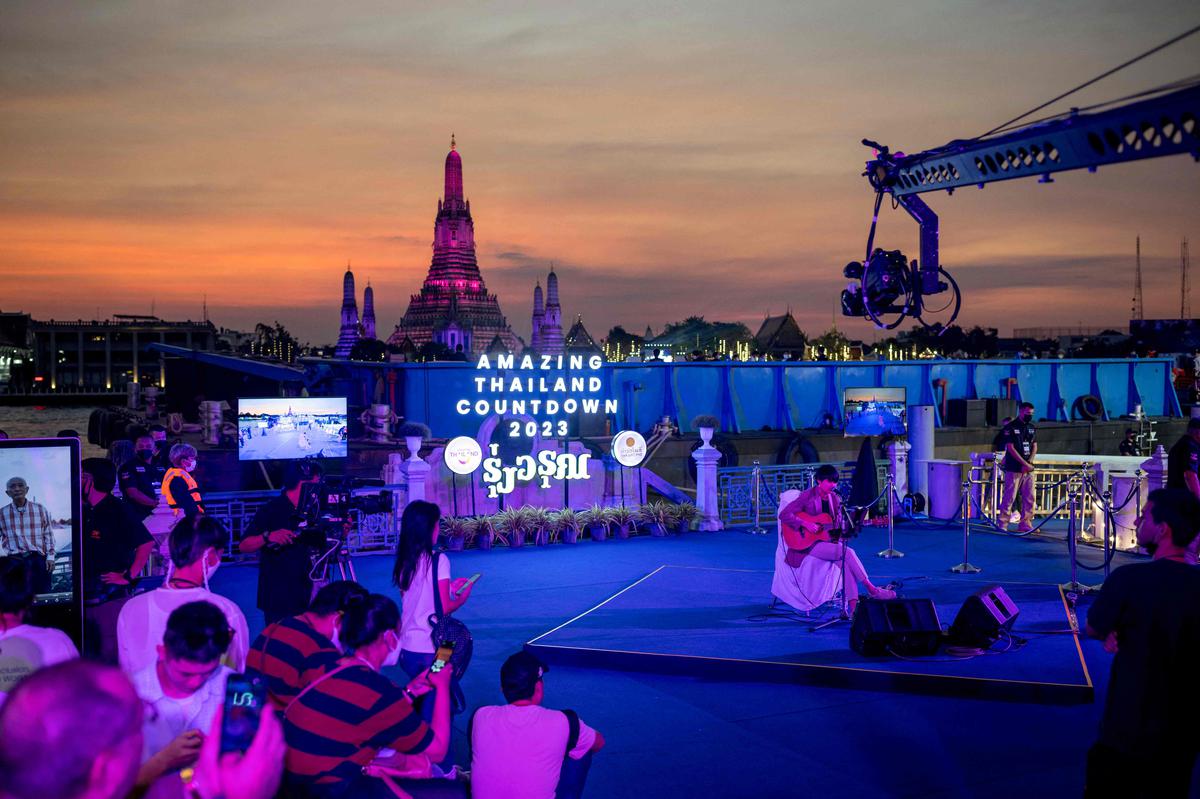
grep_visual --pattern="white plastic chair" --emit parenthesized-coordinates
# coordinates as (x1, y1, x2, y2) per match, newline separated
(771, 489, 843, 612)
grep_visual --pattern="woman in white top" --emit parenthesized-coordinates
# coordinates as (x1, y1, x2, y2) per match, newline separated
(117, 515, 249, 675)
(0, 555, 78, 706)
(392, 500, 474, 720)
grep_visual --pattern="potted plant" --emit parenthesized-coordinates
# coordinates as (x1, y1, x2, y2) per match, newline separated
(638, 500, 675, 537)
(474, 514, 496, 551)
(673, 502, 700, 534)
(576, 505, 608, 543)
(493, 506, 528, 548)
(397, 421, 432, 462)
(440, 516, 469, 551)
(523, 505, 553, 545)
(691, 414, 719, 449)
(552, 508, 583, 544)
(608, 504, 635, 539)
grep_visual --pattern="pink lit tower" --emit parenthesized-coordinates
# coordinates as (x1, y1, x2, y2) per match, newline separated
(335, 267, 360, 357)
(388, 136, 519, 356)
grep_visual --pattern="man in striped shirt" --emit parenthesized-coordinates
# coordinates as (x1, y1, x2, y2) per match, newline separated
(245, 580, 367, 710)
(0, 476, 55, 593)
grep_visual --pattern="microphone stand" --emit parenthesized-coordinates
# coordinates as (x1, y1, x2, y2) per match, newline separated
(812, 499, 859, 632)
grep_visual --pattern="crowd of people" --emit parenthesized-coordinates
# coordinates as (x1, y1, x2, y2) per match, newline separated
(4, 416, 1200, 798)
(0, 452, 602, 799)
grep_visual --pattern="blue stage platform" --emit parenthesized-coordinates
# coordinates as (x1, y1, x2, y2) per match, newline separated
(528, 565, 1093, 704)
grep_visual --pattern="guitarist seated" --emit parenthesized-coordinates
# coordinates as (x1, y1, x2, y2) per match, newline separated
(779, 465, 896, 613)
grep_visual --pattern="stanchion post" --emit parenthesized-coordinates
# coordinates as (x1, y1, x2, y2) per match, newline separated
(1060, 476, 1100, 593)
(951, 480, 981, 574)
(749, 460, 765, 535)
(878, 473, 904, 558)
(1102, 488, 1112, 582)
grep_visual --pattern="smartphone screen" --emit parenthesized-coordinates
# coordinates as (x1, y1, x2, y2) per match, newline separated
(221, 674, 266, 754)
(431, 641, 455, 672)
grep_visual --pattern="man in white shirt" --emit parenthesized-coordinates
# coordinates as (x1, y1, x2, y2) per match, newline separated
(0, 555, 78, 707)
(117, 514, 248, 675)
(131, 600, 233, 791)
(470, 651, 605, 799)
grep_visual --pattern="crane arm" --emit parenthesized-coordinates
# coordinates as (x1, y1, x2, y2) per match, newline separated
(868, 83, 1199, 197)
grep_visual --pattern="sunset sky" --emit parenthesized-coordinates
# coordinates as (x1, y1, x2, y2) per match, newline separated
(2, 1, 1197, 346)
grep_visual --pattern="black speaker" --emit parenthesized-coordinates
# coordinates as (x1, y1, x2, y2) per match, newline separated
(986, 398, 1018, 427)
(850, 598, 943, 657)
(949, 585, 1019, 648)
(946, 398, 987, 427)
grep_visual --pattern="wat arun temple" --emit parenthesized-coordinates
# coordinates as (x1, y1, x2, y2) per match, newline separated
(386, 137, 523, 357)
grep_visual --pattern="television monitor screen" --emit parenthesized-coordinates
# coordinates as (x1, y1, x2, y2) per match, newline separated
(237, 397, 348, 461)
(0, 437, 83, 649)
(843, 387, 907, 436)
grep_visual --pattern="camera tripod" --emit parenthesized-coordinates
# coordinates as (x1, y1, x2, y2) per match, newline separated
(310, 528, 357, 585)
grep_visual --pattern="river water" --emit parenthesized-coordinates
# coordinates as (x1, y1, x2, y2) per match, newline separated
(0, 405, 109, 457)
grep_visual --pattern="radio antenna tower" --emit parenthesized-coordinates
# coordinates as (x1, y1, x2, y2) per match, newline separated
(1183, 237, 1191, 319)
(1132, 236, 1144, 321)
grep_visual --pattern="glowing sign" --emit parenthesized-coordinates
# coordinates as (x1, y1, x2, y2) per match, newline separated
(480, 443, 591, 498)
(455, 353, 618, 434)
(611, 430, 647, 467)
(443, 436, 483, 475)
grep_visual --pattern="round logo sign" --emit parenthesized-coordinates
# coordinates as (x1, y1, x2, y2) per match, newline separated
(611, 430, 647, 467)
(443, 436, 483, 475)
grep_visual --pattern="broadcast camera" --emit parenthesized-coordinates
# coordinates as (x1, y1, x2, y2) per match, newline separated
(298, 475, 392, 536)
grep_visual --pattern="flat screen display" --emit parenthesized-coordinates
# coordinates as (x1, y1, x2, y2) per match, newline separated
(237, 397, 348, 461)
(0, 438, 82, 648)
(843, 387, 907, 437)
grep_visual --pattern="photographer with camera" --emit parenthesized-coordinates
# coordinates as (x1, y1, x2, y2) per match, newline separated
(240, 462, 322, 626)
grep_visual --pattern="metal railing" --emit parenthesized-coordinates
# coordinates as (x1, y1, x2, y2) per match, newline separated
(717, 462, 890, 526)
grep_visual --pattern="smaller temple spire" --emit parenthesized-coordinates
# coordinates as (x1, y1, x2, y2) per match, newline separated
(450, 132, 456, 150)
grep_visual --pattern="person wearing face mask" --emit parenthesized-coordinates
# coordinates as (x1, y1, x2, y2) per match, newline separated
(1084, 488, 1200, 798)
(117, 435, 163, 522)
(162, 443, 205, 520)
(284, 592, 461, 799)
(996, 401, 1038, 533)
(245, 579, 368, 710)
(80, 458, 154, 663)
(131, 600, 233, 793)
(116, 515, 248, 676)
(239, 461, 322, 626)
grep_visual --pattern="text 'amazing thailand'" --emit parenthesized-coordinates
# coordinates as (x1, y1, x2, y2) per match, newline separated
(455, 353, 618, 418)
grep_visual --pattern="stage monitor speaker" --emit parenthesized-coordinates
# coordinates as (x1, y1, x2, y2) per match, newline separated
(986, 398, 1019, 427)
(850, 598, 942, 657)
(946, 398, 987, 427)
(949, 585, 1019, 648)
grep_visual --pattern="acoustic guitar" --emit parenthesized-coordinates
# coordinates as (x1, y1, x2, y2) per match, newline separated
(781, 511, 841, 566)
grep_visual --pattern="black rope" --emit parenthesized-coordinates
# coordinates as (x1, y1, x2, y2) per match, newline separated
(977, 23, 1200, 140)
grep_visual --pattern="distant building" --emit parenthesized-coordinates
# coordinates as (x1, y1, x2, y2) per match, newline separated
(0, 312, 32, 388)
(529, 268, 564, 355)
(564, 315, 602, 357)
(8, 314, 217, 392)
(754, 311, 807, 359)
(335, 269, 360, 358)
(362, 282, 377, 340)
(388, 137, 520, 357)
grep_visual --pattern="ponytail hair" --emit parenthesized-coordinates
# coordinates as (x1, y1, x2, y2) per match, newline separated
(338, 592, 399, 653)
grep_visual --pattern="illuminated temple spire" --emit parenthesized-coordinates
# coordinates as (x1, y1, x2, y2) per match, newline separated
(539, 266, 564, 354)
(531, 280, 545, 350)
(335, 264, 359, 358)
(362, 280, 376, 340)
(388, 137, 519, 355)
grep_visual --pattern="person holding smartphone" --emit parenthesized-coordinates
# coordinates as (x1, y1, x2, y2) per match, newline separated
(283, 593, 461, 798)
(131, 601, 233, 792)
(392, 501, 475, 722)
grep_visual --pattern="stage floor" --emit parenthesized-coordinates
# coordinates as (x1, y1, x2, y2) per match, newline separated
(527, 565, 1093, 704)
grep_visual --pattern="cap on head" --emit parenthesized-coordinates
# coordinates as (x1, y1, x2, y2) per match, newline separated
(501, 650, 548, 703)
